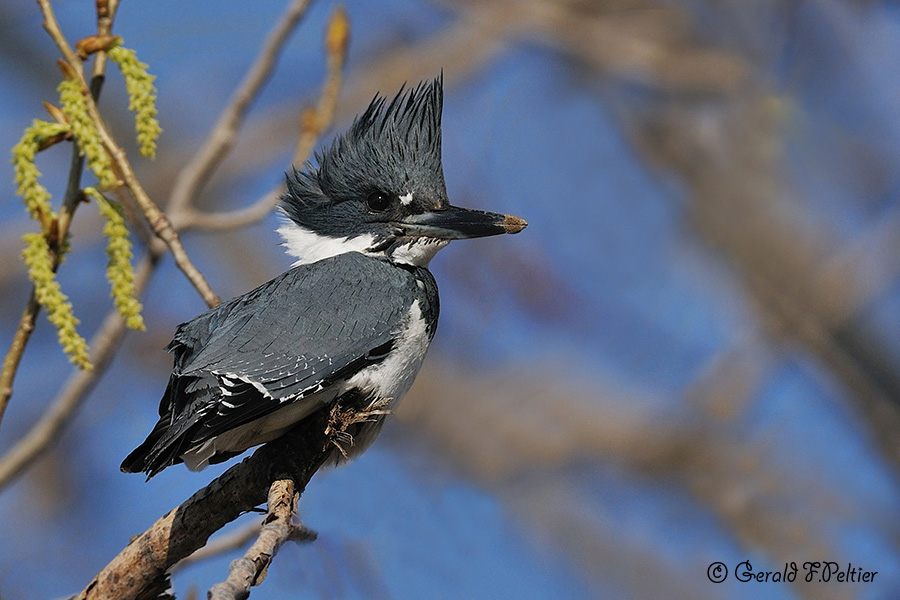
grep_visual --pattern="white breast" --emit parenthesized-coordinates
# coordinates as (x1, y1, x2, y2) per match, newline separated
(342, 299, 432, 409)
(181, 299, 433, 471)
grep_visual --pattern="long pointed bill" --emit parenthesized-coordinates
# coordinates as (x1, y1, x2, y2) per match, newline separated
(399, 205, 527, 239)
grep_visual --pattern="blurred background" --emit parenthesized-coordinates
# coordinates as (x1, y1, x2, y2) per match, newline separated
(2, 0, 900, 598)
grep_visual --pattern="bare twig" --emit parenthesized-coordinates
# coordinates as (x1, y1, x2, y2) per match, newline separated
(212, 4, 510, 169)
(90, 0, 119, 80)
(167, 0, 314, 224)
(0, 295, 40, 428)
(37, 0, 83, 69)
(183, 186, 285, 232)
(74, 409, 333, 600)
(87, 98, 221, 306)
(207, 479, 308, 600)
(0, 242, 164, 490)
(176, 4, 347, 232)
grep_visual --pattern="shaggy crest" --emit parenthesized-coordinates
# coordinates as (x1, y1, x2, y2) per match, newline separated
(281, 76, 447, 221)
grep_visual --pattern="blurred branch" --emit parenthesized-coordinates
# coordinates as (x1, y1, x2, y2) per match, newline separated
(173, 522, 261, 572)
(177, 6, 348, 232)
(218, 0, 750, 193)
(632, 95, 900, 467)
(167, 0, 315, 224)
(399, 363, 680, 480)
(211, 1, 512, 172)
(74, 409, 333, 600)
(0, 242, 164, 490)
(208, 479, 316, 600)
(398, 363, 705, 595)
(447, 0, 748, 94)
(652, 343, 860, 600)
(815, 205, 900, 326)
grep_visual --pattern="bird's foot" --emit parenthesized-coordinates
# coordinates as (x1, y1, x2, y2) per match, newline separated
(325, 397, 393, 458)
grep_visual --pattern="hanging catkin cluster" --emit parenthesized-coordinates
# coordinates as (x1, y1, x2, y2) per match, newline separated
(9, 40, 160, 369)
(108, 45, 162, 159)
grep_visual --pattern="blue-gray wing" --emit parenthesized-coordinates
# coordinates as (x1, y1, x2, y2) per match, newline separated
(121, 253, 432, 476)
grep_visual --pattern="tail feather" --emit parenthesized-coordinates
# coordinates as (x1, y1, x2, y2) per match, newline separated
(120, 414, 193, 479)
(122, 376, 213, 478)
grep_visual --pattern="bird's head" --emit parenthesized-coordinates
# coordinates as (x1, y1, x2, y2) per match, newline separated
(277, 76, 526, 267)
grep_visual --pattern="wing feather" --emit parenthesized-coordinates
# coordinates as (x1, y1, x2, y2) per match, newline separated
(121, 253, 428, 476)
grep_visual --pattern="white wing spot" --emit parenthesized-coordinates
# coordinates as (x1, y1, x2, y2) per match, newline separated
(217, 372, 273, 399)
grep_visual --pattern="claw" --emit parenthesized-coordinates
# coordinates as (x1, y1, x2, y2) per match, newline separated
(324, 397, 394, 456)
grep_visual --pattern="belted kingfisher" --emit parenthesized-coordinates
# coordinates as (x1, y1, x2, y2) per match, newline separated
(121, 77, 526, 478)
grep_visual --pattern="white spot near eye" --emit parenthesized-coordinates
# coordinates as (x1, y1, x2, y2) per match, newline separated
(400, 192, 414, 206)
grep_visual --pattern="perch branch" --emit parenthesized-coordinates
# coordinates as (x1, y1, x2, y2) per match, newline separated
(208, 478, 315, 600)
(74, 408, 334, 600)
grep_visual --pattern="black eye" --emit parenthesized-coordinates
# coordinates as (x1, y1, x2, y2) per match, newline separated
(365, 191, 392, 212)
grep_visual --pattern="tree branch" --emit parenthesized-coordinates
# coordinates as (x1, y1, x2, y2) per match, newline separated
(208, 478, 316, 600)
(0, 242, 164, 490)
(172, 522, 261, 572)
(90, 0, 119, 80)
(37, 0, 82, 69)
(7, 3, 350, 594)
(0, 0, 328, 489)
(74, 408, 334, 600)
(175, 4, 347, 232)
(167, 0, 314, 222)
(0, 3, 118, 430)
(37, 0, 222, 308)
(0, 293, 40, 428)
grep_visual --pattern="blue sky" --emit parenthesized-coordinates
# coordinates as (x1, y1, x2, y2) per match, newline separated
(3, 1, 900, 599)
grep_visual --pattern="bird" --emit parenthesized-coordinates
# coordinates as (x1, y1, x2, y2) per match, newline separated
(121, 76, 526, 479)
